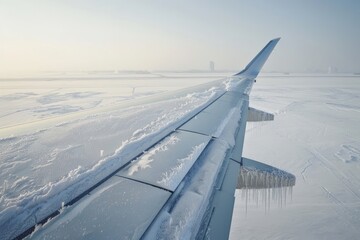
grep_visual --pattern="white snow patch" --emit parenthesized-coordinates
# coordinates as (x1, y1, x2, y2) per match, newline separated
(335, 144, 360, 163)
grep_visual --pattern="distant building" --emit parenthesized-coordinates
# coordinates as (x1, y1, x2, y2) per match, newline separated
(328, 66, 338, 74)
(209, 61, 215, 72)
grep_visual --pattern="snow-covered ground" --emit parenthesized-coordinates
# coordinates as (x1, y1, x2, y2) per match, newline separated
(1, 72, 359, 239)
(230, 75, 360, 239)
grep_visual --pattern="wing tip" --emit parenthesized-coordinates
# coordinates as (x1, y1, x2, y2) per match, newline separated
(234, 37, 281, 77)
(272, 37, 281, 42)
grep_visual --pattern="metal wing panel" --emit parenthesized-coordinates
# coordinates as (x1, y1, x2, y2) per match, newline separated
(203, 159, 241, 239)
(116, 131, 211, 191)
(32, 177, 171, 240)
(142, 140, 231, 240)
(179, 91, 243, 138)
(142, 88, 250, 239)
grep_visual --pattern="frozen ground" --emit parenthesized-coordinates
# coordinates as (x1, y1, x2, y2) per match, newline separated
(230, 75, 360, 239)
(1, 72, 359, 239)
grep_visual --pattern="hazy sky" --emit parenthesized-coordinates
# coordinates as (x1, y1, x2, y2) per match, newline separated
(1, 0, 360, 73)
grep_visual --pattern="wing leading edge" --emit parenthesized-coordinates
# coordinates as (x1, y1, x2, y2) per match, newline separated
(21, 39, 295, 240)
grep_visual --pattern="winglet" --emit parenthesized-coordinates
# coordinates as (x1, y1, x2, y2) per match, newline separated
(235, 38, 280, 77)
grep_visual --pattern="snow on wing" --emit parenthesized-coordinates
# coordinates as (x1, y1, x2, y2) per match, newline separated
(18, 38, 288, 240)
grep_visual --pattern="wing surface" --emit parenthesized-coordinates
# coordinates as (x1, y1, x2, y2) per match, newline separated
(18, 39, 294, 240)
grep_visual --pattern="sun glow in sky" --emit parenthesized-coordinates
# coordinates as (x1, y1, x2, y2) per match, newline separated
(1, 0, 360, 73)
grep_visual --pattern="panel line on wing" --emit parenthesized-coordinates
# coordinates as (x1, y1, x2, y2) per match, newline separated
(116, 131, 212, 192)
(115, 175, 173, 193)
(177, 91, 227, 128)
(230, 157, 242, 165)
(177, 129, 210, 137)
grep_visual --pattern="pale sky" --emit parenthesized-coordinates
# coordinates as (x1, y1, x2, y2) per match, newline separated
(1, 0, 360, 73)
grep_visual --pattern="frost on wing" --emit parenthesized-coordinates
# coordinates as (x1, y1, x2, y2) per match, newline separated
(127, 135, 180, 176)
(157, 143, 206, 190)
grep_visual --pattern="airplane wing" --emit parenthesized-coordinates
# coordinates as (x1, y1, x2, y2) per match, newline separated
(14, 38, 295, 239)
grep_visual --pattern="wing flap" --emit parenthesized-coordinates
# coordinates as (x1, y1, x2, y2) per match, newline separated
(247, 107, 274, 121)
(237, 158, 296, 189)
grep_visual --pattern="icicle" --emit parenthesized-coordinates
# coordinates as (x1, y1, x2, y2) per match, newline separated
(238, 165, 295, 213)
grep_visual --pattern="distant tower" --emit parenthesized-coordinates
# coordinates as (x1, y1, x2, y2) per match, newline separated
(209, 61, 215, 72)
(328, 66, 338, 74)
